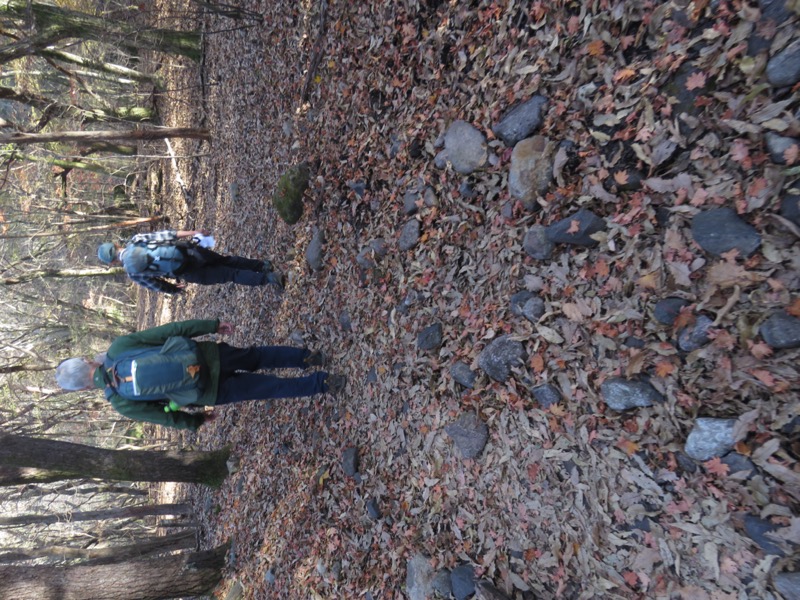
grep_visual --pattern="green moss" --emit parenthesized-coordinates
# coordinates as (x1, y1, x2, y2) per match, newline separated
(273, 164, 310, 224)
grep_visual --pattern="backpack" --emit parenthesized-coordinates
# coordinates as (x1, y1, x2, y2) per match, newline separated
(122, 243, 186, 276)
(101, 336, 206, 406)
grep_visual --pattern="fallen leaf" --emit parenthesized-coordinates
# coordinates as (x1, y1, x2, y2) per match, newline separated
(655, 361, 675, 377)
(706, 261, 767, 289)
(787, 297, 800, 317)
(614, 170, 630, 185)
(685, 71, 708, 91)
(784, 144, 799, 165)
(567, 219, 581, 234)
(704, 457, 730, 476)
(586, 39, 605, 57)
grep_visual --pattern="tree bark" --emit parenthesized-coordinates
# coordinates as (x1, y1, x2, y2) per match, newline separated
(0, 127, 210, 145)
(0, 435, 230, 488)
(0, 86, 155, 124)
(40, 48, 163, 87)
(0, 531, 195, 565)
(0, 543, 227, 600)
(0, 266, 125, 286)
(0, 503, 190, 527)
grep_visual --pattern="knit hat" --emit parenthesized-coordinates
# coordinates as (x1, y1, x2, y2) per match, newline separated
(97, 243, 117, 264)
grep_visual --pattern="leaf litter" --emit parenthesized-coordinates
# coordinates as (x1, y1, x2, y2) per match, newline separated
(146, 0, 800, 598)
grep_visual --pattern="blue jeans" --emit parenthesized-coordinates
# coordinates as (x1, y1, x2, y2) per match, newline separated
(214, 343, 327, 404)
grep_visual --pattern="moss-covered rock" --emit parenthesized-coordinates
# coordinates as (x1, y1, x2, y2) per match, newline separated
(273, 164, 310, 224)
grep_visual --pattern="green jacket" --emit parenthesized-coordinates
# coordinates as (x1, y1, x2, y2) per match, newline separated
(92, 319, 221, 431)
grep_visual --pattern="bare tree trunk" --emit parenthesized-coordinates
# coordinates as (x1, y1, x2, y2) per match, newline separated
(0, 266, 125, 286)
(0, 531, 195, 565)
(0, 434, 230, 487)
(0, 215, 164, 239)
(0, 127, 210, 145)
(0, 86, 155, 124)
(0, 543, 227, 600)
(0, 503, 190, 527)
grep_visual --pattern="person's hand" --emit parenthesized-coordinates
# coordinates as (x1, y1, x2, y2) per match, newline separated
(196, 228, 211, 236)
(217, 322, 235, 335)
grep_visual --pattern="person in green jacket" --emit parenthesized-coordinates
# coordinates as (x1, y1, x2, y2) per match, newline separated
(55, 319, 345, 431)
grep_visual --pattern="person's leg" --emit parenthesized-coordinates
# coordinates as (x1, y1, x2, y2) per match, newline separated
(215, 371, 328, 404)
(180, 248, 281, 287)
(218, 343, 310, 372)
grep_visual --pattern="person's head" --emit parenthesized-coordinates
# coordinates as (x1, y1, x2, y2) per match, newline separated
(97, 242, 118, 264)
(55, 358, 96, 391)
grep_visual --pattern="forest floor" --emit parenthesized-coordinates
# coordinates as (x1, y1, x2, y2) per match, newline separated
(144, 1, 799, 599)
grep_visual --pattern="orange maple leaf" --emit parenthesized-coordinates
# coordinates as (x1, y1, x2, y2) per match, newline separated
(748, 340, 773, 359)
(784, 144, 799, 166)
(616, 436, 639, 456)
(614, 170, 630, 185)
(704, 456, 730, 476)
(530, 353, 545, 373)
(654, 361, 675, 377)
(586, 39, 605, 57)
(751, 369, 775, 388)
(787, 297, 800, 317)
(566, 219, 581, 234)
(613, 68, 636, 84)
(685, 70, 707, 91)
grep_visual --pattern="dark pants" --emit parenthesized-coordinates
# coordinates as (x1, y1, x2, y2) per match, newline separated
(214, 343, 328, 405)
(179, 247, 269, 286)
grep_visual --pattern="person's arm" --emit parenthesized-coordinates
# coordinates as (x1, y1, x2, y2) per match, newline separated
(116, 319, 222, 349)
(108, 393, 207, 431)
(129, 230, 178, 244)
(128, 272, 183, 295)
(176, 229, 210, 238)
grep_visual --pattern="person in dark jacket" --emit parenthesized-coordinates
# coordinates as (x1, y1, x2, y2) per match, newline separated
(97, 228, 284, 295)
(55, 319, 345, 431)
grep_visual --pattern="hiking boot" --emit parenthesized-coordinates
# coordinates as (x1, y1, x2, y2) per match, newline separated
(266, 270, 285, 291)
(325, 374, 346, 396)
(304, 350, 326, 368)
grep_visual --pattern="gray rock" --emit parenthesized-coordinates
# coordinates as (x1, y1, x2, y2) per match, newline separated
(677, 315, 714, 351)
(478, 335, 526, 382)
(342, 447, 359, 477)
(765, 132, 800, 165)
(684, 418, 736, 461)
(403, 189, 422, 215)
(607, 167, 644, 192)
(407, 555, 435, 600)
(781, 194, 800, 226)
(721, 452, 757, 478)
(451, 361, 477, 388)
(305, 229, 324, 271)
(399, 219, 421, 251)
(774, 571, 800, 600)
(546, 208, 606, 247)
(510, 291, 545, 323)
(432, 570, 453, 598)
(366, 497, 382, 520)
(767, 39, 800, 87)
(760, 311, 800, 349)
(523, 225, 555, 260)
(493, 95, 548, 147)
(532, 383, 562, 408)
(654, 297, 691, 325)
(744, 514, 788, 556)
(264, 570, 275, 585)
(444, 120, 488, 174)
(434, 150, 449, 169)
(476, 581, 512, 600)
(445, 412, 489, 459)
(451, 564, 476, 600)
(691, 207, 761, 257)
(347, 180, 366, 198)
(508, 135, 555, 211)
(748, 0, 794, 55)
(417, 323, 443, 351)
(601, 378, 664, 411)
(339, 310, 352, 332)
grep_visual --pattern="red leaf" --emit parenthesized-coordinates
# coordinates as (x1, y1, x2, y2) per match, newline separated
(566, 219, 581, 234)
